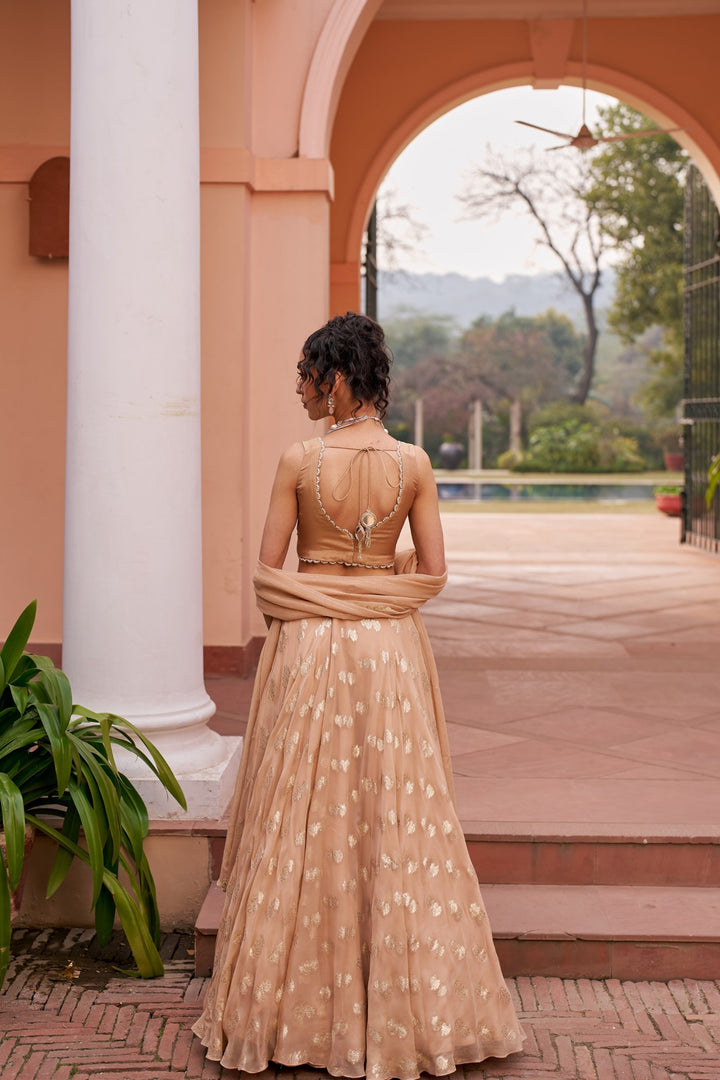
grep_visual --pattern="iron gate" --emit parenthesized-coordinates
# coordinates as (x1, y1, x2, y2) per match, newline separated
(683, 165, 720, 551)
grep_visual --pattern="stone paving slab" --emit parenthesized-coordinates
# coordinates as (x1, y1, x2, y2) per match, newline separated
(2, 929, 720, 1080)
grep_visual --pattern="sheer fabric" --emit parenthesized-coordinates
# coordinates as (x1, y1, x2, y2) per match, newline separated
(192, 557, 524, 1078)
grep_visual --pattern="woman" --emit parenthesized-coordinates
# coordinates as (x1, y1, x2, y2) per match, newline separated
(192, 313, 524, 1079)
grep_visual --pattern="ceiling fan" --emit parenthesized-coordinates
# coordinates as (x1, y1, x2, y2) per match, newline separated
(516, 0, 682, 150)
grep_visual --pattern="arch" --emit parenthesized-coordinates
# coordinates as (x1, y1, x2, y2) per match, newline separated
(299, 0, 384, 160)
(341, 61, 720, 267)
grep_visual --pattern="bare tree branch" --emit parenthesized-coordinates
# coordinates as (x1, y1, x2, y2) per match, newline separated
(374, 186, 428, 271)
(457, 150, 605, 403)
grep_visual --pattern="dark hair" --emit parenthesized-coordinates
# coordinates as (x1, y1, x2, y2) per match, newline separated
(297, 312, 392, 418)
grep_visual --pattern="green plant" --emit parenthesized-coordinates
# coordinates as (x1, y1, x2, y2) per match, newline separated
(496, 449, 524, 470)
(517, 418, 645, 473)
(654, 484, 682, 495)
(0, 601, 186, 989)
(528, 401, 602, 433)
(706, 452, 720, 509)
(653, 421, 684, 455)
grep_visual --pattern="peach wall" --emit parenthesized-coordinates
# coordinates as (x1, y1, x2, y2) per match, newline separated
(0, 185, 67, 642)
(199, 0, 250, 149)
(200, 183, 250, 650)
(0, 0, 70, 645)
(197, 0, 252, 652)
(251, 0, 334, 158)
(243, 189, 331, 640)
(328, 14, 720, 306)
(0, 0, 70, 144)
(18, 831, 211, 931)
(197, 0, 333, 648)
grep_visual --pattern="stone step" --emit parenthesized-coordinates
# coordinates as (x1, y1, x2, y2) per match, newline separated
(194, 881, 720, 981)
(486, 883, 720, 980)
(195, 881, 225, 977)
(466, 833, 720, 887)
(202, 827, 720, 889)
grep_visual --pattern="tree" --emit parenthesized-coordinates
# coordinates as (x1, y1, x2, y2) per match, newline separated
(387, 352, 467, 463)
(383, 309, 457, 370)
(457, 151, 605, 404)
(364, 188, 428, 318)
(374, 186, 428, 271)
(387, 309, 586, 464)
(455, 310, 583, 455)
(586, 103, 688, 416)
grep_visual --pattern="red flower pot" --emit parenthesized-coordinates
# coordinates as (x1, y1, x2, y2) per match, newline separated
(655, 492, 682, 517)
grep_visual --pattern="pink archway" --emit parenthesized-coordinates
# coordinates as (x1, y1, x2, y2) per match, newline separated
(341, 62, 720, 270)
(299, 0, 384, 160)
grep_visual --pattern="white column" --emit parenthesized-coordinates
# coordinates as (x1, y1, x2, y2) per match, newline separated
(64, 0, 241, 818)
(414, 397, 424, 449)
(469, 399, 483, 471)
(509, 398, 523, 456)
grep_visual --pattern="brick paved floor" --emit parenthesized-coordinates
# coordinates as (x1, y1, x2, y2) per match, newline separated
(3, 929, 720, 1080)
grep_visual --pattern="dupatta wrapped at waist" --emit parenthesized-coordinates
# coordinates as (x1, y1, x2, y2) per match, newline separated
(253, 549, 447, 623)
(218, 552, 453, 889)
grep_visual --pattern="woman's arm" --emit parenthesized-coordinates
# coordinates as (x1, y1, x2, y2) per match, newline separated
(408, 448, 446, 576)
(258, 442, 305, 569)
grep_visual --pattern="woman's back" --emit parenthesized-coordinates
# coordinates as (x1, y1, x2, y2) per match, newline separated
(296, 432, 419, 574)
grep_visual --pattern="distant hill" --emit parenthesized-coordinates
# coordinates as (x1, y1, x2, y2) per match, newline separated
(377, 268, 616, 330)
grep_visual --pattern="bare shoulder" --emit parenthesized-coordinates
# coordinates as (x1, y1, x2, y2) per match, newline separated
(399, 441, 434, 483)
(278, 440, 306, 469)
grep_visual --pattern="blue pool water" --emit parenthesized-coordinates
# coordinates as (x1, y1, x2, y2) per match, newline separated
(436, 482, 654, 503)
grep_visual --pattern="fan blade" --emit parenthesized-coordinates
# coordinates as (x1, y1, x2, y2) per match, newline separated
(599, 128, 684, 143)
(515, 120, 574, 139)
(546, 144, 573, 152)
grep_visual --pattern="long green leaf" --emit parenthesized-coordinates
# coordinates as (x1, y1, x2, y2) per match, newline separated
(0, 848, 11, 990)
(9, 684, 28, 717)
(0, 716, 41, 759)
(106, 714, 186, 810)
(9, 657, 41, 688)
(70, 710, 185, 810)
(68, 738, 121, 863)
(0, 601, 36, 691)
(76, 709, 118, 771)
(46, 805, 80, 898)
(100, 873, 164, 977)
(35, 667, 73, 733)
(94, 882, 117, 946)
(134, 849, 161, 945)
(118, 777, 149, 865)
(66, 780, 105, 907)
(34, 703, 72, 795)
(27, 814, 164, 978)
(0, 775, 25, 891)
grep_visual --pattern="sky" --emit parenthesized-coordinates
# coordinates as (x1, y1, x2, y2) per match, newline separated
(378, 85, 617, 282)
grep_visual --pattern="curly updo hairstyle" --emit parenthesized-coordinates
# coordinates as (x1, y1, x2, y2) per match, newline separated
(297, 312, 392, 418)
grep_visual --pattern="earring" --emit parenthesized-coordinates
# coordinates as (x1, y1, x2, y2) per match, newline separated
(327, 393, 335, 416)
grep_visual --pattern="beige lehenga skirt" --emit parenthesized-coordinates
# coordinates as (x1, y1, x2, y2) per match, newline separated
(192, 560, 524, 1079)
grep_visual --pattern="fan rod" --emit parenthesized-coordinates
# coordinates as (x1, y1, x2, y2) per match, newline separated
(581, 0, 588, 127)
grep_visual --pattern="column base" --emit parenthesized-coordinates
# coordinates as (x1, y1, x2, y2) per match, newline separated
(122, 734, 244, 820)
